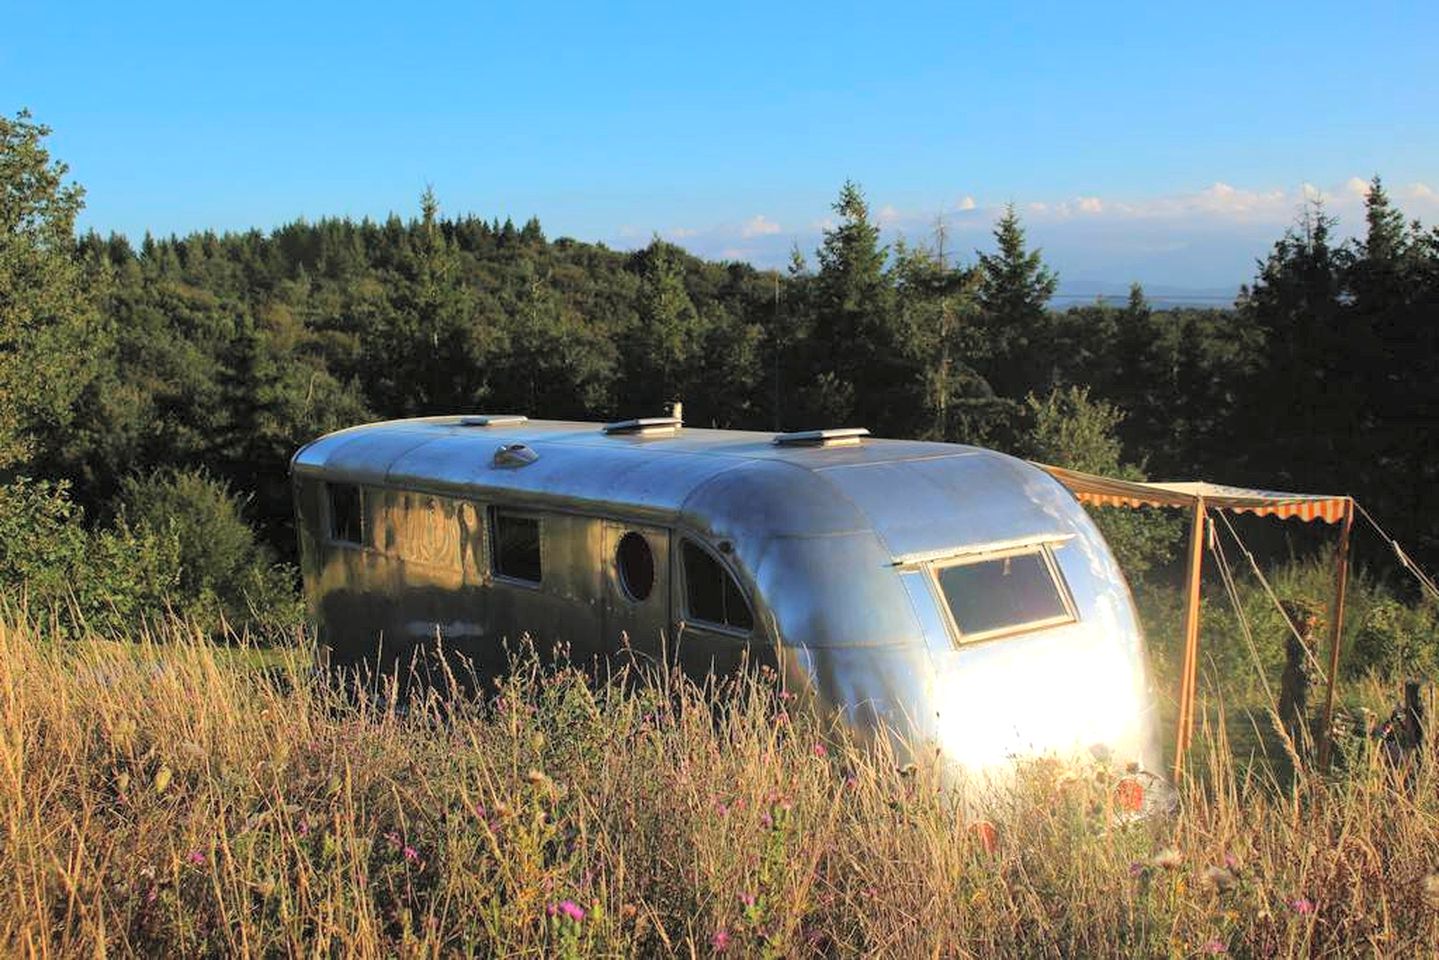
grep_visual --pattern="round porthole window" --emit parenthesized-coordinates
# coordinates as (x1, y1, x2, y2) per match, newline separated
(616, 531, 655, 602)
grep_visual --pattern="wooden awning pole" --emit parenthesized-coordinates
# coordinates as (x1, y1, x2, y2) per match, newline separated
(1173, 497, 1206, 782)
(1318, 497, 1355, 771)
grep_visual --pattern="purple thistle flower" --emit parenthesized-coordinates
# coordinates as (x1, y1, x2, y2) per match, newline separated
(711, 928, 731, 952)
(813, 742, 828, 758)
(186, 850, 205, 866)
(739, 891, 756, 909)
(1128, 861, 1146, 878)
(1202, 938, 1228, 954)
(1289, 897, 1315, 915)
(558, 899, 585, 922)
(403, 845, 421, 863)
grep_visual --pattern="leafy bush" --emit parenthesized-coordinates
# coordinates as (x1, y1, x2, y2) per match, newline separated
(0, 476, 181, 634)
(116, 467, 301, 633)
(1021, 386, 1181, 582)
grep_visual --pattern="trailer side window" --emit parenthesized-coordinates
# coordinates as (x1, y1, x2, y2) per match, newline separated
(682, 539, 753, 632)
(491, 510, 542, 583)
(932, 547, 1073, 643)
(327, 482, 364, 546)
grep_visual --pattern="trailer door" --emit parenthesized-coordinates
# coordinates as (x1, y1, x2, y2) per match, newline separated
(601, 521, 673, 660)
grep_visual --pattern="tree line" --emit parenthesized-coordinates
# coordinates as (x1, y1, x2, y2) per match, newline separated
(3, 109, 1438, 631)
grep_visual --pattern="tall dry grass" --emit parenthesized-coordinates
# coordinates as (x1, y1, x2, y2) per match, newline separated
(2, 612, 1437, 957)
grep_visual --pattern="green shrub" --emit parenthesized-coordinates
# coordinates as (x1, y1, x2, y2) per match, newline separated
(117, 467, 301, 633)
(0, 476, 182, 634)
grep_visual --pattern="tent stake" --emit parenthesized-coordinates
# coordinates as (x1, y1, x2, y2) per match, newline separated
(1174, 497, 1206, 782)
(1318, 498, 1354, 771)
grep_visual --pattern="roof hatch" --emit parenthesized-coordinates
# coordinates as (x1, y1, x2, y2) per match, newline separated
(773, 427, 870, 448)
(458, 414, 529, 427)
(602, 416, 683, 436)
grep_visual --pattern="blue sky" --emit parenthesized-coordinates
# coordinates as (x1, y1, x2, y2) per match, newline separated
(6, 1, 1436, 290)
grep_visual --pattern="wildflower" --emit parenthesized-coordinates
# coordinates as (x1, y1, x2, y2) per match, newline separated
(739, 891, 756, 909)
(1289, 897, 1315, 915)
(1223, 851, 1242, 872)
(813, 742, 828, 759)
(774, 710, 790, 725)
(715, 801, 729, 816)
(761, 812, 773, 830)
(844, 774, 859, 790)
(1201, 938, 1228, 954)
(1201, 865, 1236, 892)
(1128, 861, 1147, 879)
(1114, 777, 1145, 812)
(557, 899, 585, 922)
(403, 845, 421, 864)
(1152, 848, 1184, 871)
(298, 819, 311, 838)
(711, 928, 731, 952)
(186, 850, 205, 866)
(1422, 874, 1439, 910)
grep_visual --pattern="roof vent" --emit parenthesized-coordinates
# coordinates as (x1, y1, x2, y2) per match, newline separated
(458, 414, 528, 427)
(773, 428, 870, 448)
(602, 416, 683, 436)
(493, 443, 539, 467)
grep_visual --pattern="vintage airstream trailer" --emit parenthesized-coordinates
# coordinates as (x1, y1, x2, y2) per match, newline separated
(291, 415, 1163, 778)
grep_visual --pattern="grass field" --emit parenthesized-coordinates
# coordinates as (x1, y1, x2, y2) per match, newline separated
(3, 613, 1437, 957)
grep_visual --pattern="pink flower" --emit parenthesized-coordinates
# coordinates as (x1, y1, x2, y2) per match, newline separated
(186, 850, 205, 866)
(738, 891, 756, 909)
(298, 819, 310, 838)
(1202, 938, 1228, 954)
(1289, 897, 1315, 915)
(557, 899, 585, 922)
(711, 928, 731, 952)
(403, 845, 420, 863)
(1128, 861, 1146, 878)
(812, 742, 828, 758)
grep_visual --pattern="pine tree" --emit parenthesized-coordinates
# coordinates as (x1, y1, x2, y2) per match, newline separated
(976, 204, 1058, 399)
(806, 180, 898, 428)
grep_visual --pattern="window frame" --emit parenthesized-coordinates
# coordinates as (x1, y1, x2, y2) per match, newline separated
(488, 506, 544, 587)
(678, 536, 755, 637)
(927, 542, 1077, 647)
(325, 481, 367, 548)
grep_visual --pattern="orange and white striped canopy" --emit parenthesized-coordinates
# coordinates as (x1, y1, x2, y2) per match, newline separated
(1035, 464, 1351, 524)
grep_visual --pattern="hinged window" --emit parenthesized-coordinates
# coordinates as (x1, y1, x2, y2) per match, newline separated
(491, 509, 542, 584)
(930, 544, 1075, 644)
(327, 482, 365, 546)
(681, 539, 753, 633)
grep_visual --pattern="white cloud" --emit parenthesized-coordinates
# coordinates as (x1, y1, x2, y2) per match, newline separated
(1076, 196, 1104, 214)
(666, 226, 698, 239)
(740, 214, 781, 238)
(1406, 182, 1437, 202)
(876, 204, 903, 226)
(955, 195, 977, 211)
(1343, 176, 1372, 198)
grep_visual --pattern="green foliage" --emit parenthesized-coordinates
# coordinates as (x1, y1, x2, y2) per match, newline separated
(117, 468, 301, 632)
(976, 204, 1058, 397)
(1022, 386, 1180, 581)
(0, 477, 181, 634)
(0, 110, 102, 471)
(1347, 595, 1439, 681)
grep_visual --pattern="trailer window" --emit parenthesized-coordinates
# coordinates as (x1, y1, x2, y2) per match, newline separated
(616, 531, 656, 602)
(491, 510, 542, 583)
(682, 539, 753, 632)
(933, 547, 1073, 642)
(327, 483, 364, 546)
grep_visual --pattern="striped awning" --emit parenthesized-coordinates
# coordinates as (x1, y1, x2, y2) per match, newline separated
(1035, 464, 1351, 524)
